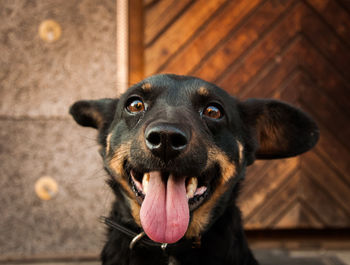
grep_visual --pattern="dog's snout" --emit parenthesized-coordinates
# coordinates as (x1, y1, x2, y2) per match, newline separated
(145, 123, 190, 161)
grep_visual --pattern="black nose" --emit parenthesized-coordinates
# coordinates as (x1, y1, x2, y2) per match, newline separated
(145, 123, 190, 161)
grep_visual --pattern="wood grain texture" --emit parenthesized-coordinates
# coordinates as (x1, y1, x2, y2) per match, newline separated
(194, 0, 295, 82)
(144, 0, 226, 75)
(144, 0, 193, 45)
(157, 0, 262, 75)
(135, 0, 350, 229)
(307, 0, 350, 46)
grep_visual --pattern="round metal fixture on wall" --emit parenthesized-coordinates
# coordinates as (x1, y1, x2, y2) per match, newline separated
(39, 19, 62, 43)
(35, 176, 59, 200)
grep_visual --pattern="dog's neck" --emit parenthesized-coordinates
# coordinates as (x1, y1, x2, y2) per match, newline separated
(100, 216, 201, 252)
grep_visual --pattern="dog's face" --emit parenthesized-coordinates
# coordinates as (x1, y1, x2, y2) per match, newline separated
(70, 74, 319, 244)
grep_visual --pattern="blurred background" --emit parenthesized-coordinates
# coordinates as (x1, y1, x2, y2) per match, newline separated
(1, 0, 350, 264)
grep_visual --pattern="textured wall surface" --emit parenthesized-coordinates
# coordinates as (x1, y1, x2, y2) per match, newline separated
(0, 0, 117, 259)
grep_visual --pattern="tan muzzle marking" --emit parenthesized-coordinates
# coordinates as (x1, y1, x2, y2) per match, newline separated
(186, 147, 236, 238)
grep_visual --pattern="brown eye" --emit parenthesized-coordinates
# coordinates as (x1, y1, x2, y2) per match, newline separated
(126, 98, 145, 113)
(203, 105, 223, 119)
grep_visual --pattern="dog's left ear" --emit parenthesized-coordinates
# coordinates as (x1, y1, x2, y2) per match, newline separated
(240, 99, 319, 162)
(69, 98, 118, 131)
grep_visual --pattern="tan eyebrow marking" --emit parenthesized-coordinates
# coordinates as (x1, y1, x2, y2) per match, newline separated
(197, 86, 209, 96)
(141, 82, 152, 92)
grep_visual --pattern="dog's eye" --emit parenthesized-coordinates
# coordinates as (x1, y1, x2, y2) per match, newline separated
(126, 98, 145, 113)
(203, 105, 223, 119)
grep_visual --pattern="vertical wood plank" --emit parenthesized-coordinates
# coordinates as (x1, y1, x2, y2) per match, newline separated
(129, 0, 144, 84)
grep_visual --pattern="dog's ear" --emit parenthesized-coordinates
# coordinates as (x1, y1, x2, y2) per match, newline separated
(69, 98, 118, 130)
(240, 99, 319, 161)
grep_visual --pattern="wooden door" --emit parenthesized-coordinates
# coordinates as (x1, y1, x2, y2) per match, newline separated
(130, 0, 350, 229)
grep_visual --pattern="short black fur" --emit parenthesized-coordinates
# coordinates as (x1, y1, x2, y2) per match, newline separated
(69, 74, 319, 265)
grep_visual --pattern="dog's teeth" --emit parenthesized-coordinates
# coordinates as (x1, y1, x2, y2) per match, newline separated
(186, 177, 198, 199)
(194, 186, 207, 196)
(142, 173, 150, 195)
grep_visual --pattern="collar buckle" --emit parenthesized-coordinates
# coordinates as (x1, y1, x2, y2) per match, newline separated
(129, 231, 146, 250)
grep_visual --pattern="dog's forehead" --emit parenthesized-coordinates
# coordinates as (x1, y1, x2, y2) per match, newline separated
(137, 74, 225, 99)
(144, 74, 208, 88)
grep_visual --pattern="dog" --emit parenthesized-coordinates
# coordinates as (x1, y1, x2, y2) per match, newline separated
(70, 74, 319, 265)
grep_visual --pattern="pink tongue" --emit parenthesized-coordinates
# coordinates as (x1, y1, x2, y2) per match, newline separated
(140, 171, 189, 243)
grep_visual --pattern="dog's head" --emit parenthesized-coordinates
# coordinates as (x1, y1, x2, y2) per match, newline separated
(70, 74, 319, 244)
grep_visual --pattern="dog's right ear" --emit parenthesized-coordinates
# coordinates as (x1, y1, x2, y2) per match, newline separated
(69, 98, 118, 130)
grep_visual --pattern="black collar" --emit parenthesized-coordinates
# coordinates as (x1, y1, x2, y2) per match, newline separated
(100, 216, 201, 253)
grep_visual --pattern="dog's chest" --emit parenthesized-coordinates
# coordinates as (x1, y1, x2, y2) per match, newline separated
(168, 256, 180, 265)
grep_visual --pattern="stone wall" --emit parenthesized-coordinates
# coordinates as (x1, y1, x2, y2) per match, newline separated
(0, 0, 117, 259)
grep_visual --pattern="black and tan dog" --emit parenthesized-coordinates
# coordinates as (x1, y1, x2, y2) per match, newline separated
(70, 74, 319, 265)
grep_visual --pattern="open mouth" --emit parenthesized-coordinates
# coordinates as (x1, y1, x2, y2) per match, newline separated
(130, 170, 209, 211)
(125, 164, 215, 244)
